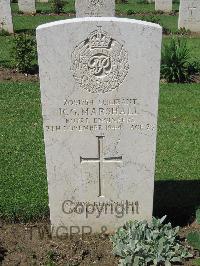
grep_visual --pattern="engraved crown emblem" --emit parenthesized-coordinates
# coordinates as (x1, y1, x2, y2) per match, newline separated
(89, 27, 111, 49)
(71, 27, 129, 93)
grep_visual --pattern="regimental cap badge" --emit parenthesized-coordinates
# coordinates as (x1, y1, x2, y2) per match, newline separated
(88, 0, 104, 10)
(89, 27, 112, 49)
(71, 26, 129, 94)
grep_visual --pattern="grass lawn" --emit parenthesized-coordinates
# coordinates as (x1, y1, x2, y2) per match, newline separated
(10, 0, 180, 33)
(13, 15, 70, 33)
(156, 83, 200, 181)
(11, 1, 75, 14)
(0, 3, 199, 266)
(0, 82, 199, 221)
(13, 13, 179, 33)
(0, 0, 197, 71)
(130, 14, 179, 33)
(1, 8, 200, 70)
(0, 0, 199, 70)
(1, 35, 200, 70)
(0, 36, 14, 68)
(11, 0, 180, 15)
(10, 13, 180, 33)
(0, 82, 48, 221)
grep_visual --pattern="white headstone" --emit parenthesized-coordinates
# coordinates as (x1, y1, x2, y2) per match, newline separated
(18, 0, 36, 14)
(155, 0, 172, 12)
(75, 0, 115, 17)
(0, 0, 13, 33)
(36, 17, 162, 234)
(178, 0, 200, 32)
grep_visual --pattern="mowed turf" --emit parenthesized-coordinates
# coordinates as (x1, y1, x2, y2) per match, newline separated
(10, 0, 179, 34)
(156, 84, 200, 181)
(11, 0, 179, 15)
(13, 15, 70, 33)
(0, 82, 48, 221)
(0, 82, 199, 221)
(0, 0, 199, 70)
(1, 34, 200, 70)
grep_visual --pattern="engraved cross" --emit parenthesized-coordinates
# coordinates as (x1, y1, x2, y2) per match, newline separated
(80, 136, 122, 197)
(188, 6, 197, 17)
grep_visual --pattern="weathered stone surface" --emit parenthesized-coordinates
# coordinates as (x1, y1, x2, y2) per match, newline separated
(36, 17, 162, 234)
(75, 0, 115, 17)
(178, 0, 200, 32)
(0, 0, 13, 33)
(155, 0, 172, 12)
(18, 0, 36, 14)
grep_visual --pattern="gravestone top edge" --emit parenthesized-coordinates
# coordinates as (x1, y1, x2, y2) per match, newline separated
(36, 17, 162, 32)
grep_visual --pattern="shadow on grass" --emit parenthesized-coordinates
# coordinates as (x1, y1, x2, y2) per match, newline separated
(154, 180, 200, 226)
(0, 60, 12, 69)
(14, 29, 36, 35)
(0, 245, 7, 263)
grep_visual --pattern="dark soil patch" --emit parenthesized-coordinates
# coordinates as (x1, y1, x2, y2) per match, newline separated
(0, 68, 38, 82)
(0, 221, 118, 266)
(0, 246, 7, 265)
(180, 222, 200, 238)
(0, 221, 199, 266)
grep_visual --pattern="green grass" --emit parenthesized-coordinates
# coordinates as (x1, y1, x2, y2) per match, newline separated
(0, 0, 199, 223)
(153, 14, 178, 33)
(0, 82, 48, 221)
(12, 13, 179, 33)
(0, 0, 198, 71)
(197, 208, 200, 224)
(10, 0, 180, 34)
(193, 258, 200, 266)
(116, 1, 179, 14)
(1, 15, 200, 70)
(1, 36, 199, 70)
(0, 82, 199, 221)
(0, 36, 14, 68)
(163, 37, 200, 62)
(116, 2, 155, 13)
(155, 84, 200, 181)
(11, 0, 179, 15)
(11, 0, 75, 14)
(13, 15, 70, 33)
(187, 231, 200, 251)
(10, 2, 180, 34)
